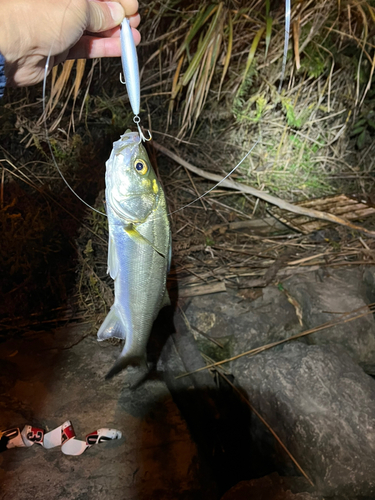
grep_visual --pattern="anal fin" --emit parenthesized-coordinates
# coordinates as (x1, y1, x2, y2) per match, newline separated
(97, 305, 126, 341)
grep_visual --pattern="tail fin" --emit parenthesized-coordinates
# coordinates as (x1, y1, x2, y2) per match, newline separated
(105, 354, 148, 380)
(98, 304, 148, 380)
(97, 305, 126, 341)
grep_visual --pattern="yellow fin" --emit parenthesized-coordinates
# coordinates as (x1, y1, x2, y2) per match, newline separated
(125, 225, 166, 258)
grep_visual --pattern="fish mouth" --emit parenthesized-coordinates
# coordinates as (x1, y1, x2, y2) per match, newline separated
(110, 193, 156, 223)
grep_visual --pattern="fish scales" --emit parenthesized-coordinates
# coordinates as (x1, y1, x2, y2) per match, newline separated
(98, 130, 170, 379)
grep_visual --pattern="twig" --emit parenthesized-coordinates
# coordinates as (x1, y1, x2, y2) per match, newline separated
(218, 370, 314, 487)
(176, 304, 375, 379)
(154, 142, 375, 238)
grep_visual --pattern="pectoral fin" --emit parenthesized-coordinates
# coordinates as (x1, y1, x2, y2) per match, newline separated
(125, 224, 166, 258)
(107, 236, 119, 280)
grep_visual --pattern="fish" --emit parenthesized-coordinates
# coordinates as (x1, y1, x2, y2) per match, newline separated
(98, 130, 171, 380)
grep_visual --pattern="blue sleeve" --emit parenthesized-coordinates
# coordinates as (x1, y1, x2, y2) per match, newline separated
(0, 53, 6, 98)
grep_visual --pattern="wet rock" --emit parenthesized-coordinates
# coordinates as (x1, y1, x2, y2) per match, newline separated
(232, 343, 375, 499)
(220, 473, 321, 500)
(283, 268, 375, 374)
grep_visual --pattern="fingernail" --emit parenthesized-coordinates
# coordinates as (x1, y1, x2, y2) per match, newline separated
(107, 2, 125, 23)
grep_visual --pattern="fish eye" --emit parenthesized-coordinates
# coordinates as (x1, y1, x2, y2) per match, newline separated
(134, 159, 148, 175)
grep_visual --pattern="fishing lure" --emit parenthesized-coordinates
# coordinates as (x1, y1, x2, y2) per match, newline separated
(119, 18, 151, 142)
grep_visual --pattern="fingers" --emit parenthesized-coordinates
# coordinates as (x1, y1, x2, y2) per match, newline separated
(119, 0, 138, 17)
(68, 1, 141, 61)
(128, 11, 141, 29)
(95, 13, 140, 38)
(67, 27, 140, 59)
(86, 1, 124, 32)
(86, 1, 139, 33)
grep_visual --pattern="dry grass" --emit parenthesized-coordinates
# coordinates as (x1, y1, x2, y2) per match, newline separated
(2, 0, 375, 329)
(2, 4, 375, 485)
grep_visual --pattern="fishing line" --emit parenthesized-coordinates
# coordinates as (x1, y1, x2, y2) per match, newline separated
(42, 51, 107, 217)
(43, 51, 258, 222)
(42, 0, 288, 221)
(165, 140, 259, 218)
(278, 0, 291, 93)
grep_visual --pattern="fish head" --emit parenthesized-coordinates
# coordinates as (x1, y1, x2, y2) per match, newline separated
(106, 131, 162, 223)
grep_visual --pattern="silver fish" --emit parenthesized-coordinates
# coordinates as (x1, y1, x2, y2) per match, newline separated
(98, 130, 171, 380)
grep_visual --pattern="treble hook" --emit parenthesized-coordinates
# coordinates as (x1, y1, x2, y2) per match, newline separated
(119, 73, 126, 85)
(133, 115, 152, 143)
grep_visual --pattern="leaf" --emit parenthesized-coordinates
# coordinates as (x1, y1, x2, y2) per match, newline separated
(238, 26, 265, 96)
(265, 16, 273, 59)
(351, 126, 366, 137)
(218, 12, 233, 99)
(73, 59, 86, 100)
(168, 55, 184, 125)
(292, 18, 300, 70)
(357, 129, 367, 149)
(181, 3, 223, 86)
(175, 4, 219, 62)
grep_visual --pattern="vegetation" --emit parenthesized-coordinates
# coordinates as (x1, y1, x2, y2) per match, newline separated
(2, 0, 375, 328)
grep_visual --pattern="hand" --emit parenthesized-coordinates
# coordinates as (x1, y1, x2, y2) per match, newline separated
(0, 0, 140, 87)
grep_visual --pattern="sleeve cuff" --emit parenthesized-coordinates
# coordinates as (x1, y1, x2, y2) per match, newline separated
(0, 53, 7, 98)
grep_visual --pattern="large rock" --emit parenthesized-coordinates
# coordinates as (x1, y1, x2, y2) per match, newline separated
(183, 286, 302, 362)
(363, 265, 375, 303)
(221, 473, 321, 500)
(283, 268, 375, 374)
(231, 342, 375, 499)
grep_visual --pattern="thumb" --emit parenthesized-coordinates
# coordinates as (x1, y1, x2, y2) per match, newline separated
(86, 1, 125, 32)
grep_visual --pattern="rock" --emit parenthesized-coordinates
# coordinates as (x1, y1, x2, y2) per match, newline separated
(183, 286, 302, 363)
(363, 266, 375, 303)
(159, 310, 263, 496)
(231, 343, 375, 499)
(220, 473, 322, 500)
(283, 268, 375, 374)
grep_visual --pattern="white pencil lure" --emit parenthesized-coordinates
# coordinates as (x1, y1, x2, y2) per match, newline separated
(120, 18, 151, 142)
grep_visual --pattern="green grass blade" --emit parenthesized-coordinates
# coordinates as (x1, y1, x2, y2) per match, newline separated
(243, 27, 265, 82)
(265, 16, 273, 59)
(175, 4, 219, 61)
(181, 2, 223, 86)
(218, 12, 233, 99)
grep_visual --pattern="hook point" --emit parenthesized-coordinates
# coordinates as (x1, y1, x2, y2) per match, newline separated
(133, 115, 152, 143)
